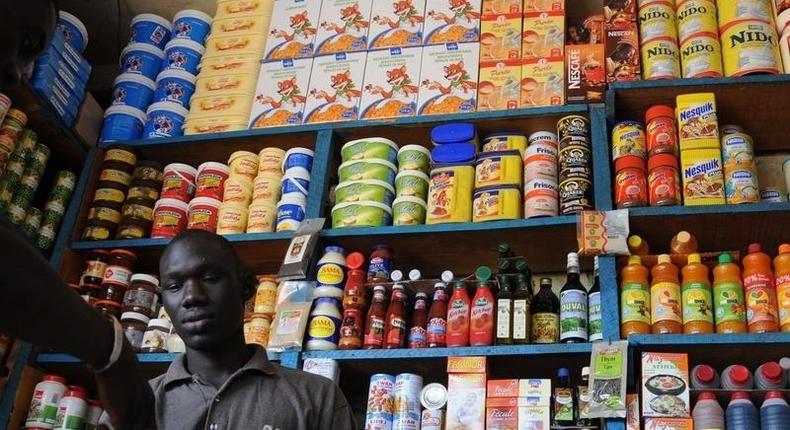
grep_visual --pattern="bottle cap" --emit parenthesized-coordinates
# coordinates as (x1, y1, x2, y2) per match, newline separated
(43, 375, 67, 384)
(628, 235, 643, 250)
(697, 391, 716, 401)
(760, 362, 783, 381)
(557, 368, 569, 378)
(748, 243, 762, 254)
(779, 244, 790, 254)
(687, 253, 701, 264)
(567, 252, 579, 268)
(730, 365, 750, 384)
(695, 364, 716, 383)
(718, 252, 733, 264)
(676, 231, 692, 244)
(434, 282, 446, 290)
(324, 246, 346, 255)
(441, 270, 454, 283)
(391, 270, 403, 282)
(645, 104, 674, 122)
(657, 254, 671, 265)
(780, 357, 790, 371)
(765, 391, 785, 400)
(581, 366, 590, 377)
(497, 242, 511, 254)
(346, 252, 365, 270)
(373, 285, 386, 293)
(416, 292, 428, 299)
(730, 391, 750, 401)
(540, 277, 552, 287)
(409, 269, 422, 281)
(476, 266, 492, 283)
(628, 256, 642, 265)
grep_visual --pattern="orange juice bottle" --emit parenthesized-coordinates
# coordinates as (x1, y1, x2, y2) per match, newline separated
(743, 243, 779, 333)
(681, 253, 714, 334)
(651, 254, 682, 334)
(712, 252, 747, 334)
(620, 256, 651, 338)
(774, 244, 790, 332)
(628, 235, 650, 256)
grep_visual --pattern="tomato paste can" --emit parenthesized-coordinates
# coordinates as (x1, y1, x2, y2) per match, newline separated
(612, 121, 647, 160)
(365, 374, 396, 430)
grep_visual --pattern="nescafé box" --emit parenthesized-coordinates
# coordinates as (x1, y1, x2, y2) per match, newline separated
(418, 42, 480, 115)
(521, 58, 564, 107)
(424, 0, 482, 45)
(264, 0, 322, 61)
(478, 59, 521, 111)
(369, 0, 426, 49)
(360, 46, 423, 120)
(605, 23, 641, 83)
(249, 57, 314, 128)
(565, 43, 606, 103)
(304, 51, 368, 124)
(315, 0, 373, 55)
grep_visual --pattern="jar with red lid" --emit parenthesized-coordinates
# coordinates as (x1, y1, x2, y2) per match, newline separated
(614, 155, 648, 208)
(648, 153, 681, 206)
(343, 252, 367, 310)
(367, 245, 393, 283)
(94, 300, 122, 320)
(121, 312, 150, 351)
(102, 249, 137, 288)
(122, 274, 160, 318)
(79, 250, 110, 289)
(645, 105, 678, 157)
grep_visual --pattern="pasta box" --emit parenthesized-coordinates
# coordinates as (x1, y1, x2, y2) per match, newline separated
(360, 46, 423, 120)
(478, 59, 521, 111)
(641, 352, 690, 418)
(605, 23, 641, 83)
(424, 0, 482, 45)
(486, 397, 518, 429)
(521, 58, 564, 107)
(304, 51, 368, 124)
(418, 42, 480, 116)
(644, 418, 693, 430)
(369, 0, 426, 49)
(522, 11, 565, 61)
(264, 0, 322, 61)
(565, 43, 606, 104)
(314, 0, 373, 55)
(249, 57, 314, 129)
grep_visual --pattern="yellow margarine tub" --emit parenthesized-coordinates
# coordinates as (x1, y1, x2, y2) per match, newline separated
(641, 37, 682, 80)
(676, 93, 719, 150)
(720, 20, 783, 77)
(195, 73, 258, 96)
(717, 0, 773, 26)
(204, 34, 268, 58)
(246, 202, 277, 233)
(426, 163, 474, 225)
(472, 185, 522, 222)
(474, 150, 523, 189)
(681, 147, 726, 206)
(228, 151, 259, 181)
(212, 15, 270, 36)
(252, 173, 282, 204)
(258, 147, 286, 175)
(676, 0, 718, 42)
(183, 115, 249, 135)
(222, 176, 254, 207)
(216, 202, 249, 235)
(214, 0, 273, 19)
(189, 93, 254, 118)
(680, 33, 724, 78)
(197, 54, 261, 77)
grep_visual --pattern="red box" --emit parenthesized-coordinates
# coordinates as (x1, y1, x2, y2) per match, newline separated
(604, 0, 637, 28)
(565, 43, 606, 103)
(605, 23, 640, 83)
(487, 379, 520, 397)
(486, 397, 519, 430)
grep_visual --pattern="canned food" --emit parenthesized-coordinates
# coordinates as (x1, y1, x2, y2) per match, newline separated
(680, 147, 726, 206)
(420, 409, 444, 430)
(680, 32, 723, 78)
(612, 121, 647, 160)
(121, 199, 155, 223)
(0, 135, 16, 153)
(528, 131, 559, 147)
(35, 223, 57, 250)
(132, 161, 164, 184)
(646, 105, 679, 156)
(676, 0, 718, 42)
(524, 142, 558, 182)
(16, 130, 37, 158)
(103, 147, 138, 172)
(5, 152, 26, 177)
(98, 168, 133, 189)
(81, 221, 116, 241)
(116, 222, 149, 239)
(717, 0, 773, 26)
(638, 2, 678, 42)
(721, 132, 755, 168)
(559, 177, 594, 214)
(127, 185, 160, 201)
(720, 19, 782, 77)
(88, 205, 123, 224)
(725, 168, 760, 204)
(93, 187, 126, 205)
(559, 144, 593, 180)
(641, 37, 681, 79)
(474, 150, 523, 188)
(524, 178, 559, 218)
(21, 207, 42, 238)
(365, 374, 396, 430)
(393, 373, 423, 429)
(557, 115, 589, 139)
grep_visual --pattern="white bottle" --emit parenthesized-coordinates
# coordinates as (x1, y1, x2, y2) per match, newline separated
(693, 391, 724, 430)
(25, 374, 67, 427)
(305, 297, 343, 351)
(53, 386, 88, 430)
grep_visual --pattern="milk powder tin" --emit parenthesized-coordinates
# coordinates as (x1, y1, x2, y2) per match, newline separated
(641, 37, 681, 79)
(676, 0, 718, 43)
(679, 32, 723, 78)
(721, 132, 756, 168)
(725, 168, 760, 204)
(524, 178, 559, 218)
(638, 2, 678, 43)
(720, 19, 782, 77)
(524, 141, 558, 181)
(717, 0, 773, 26)
(365, 374, 396, 430)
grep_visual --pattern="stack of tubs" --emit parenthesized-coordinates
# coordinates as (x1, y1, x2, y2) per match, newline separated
(81, 147, 139, 240)
(275, 148, 314, 232)
(31, 12, 92, 126)
(332, 138, 399, 229)
(426, 123, 479, 225)
(392, 145, 432, 226)
(183, 0, 274, 135)
(472, 132, 525, 223)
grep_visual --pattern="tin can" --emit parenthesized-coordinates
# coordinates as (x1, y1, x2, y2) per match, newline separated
(641, 37, 681, 79)
(720, 124, 745, 136)
(557, 115, 589, 139)
(420, 409, 444, 430)
(559, 144, 593, 181)
(35, 222, 58, 250)
(717, 0, 773, 26)
(612, 121, 647, 160)
(524, 178, 559, 218)
(680, 147, 726, 206)
(5, 152, 26, 178)
(720, 19, 782, 77)
(21, 207, 42, 238)
(527, 131, 559, 147)
(559, 177, 594, 214)
(420, 383, 448, 410)
(524, 141, 558, 182)
(721, 132, 755, 169)
(676, 0, 719, 42)
(0, 93, 9, 124)
(760, 187, 787, 203)
(393, 373, 423, 430)
(16, 130, 37, 157)
(638, 2, 678, 43)
(365, 374, 396, 430)
(680, 32, 724, 78)
(725, 168, 760, 204)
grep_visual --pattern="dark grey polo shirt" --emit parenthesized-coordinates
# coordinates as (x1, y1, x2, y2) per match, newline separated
(149, 346, 355, 430)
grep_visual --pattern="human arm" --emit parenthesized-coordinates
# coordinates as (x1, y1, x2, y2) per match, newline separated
(321, 383, 357, 430)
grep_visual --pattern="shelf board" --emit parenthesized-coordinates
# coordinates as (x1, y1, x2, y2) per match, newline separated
(629, 332, 790, 346)
(36, 350, 283, 364)
(71, 231, 295, 251)
(302, 343, 592, 361)
(609, 74, 790, 91)
(322, 216, 576, 238)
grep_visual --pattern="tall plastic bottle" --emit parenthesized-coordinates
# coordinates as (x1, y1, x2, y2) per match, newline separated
(470, 267, 495, 347)
(691, 364, 721, 389)
(651, 254, 683, 334)
(447, 280, 471, 347)
(726, 391, 760, 430)
(713, 252, 747, 334)
(773, 244, 790, 332)
(722, 365, 754, 390)
(621, 256, 651, 337)
(682, 253, 714, 334)
(693, 391, 724, 430)
(755, 362, 788, 390)
(628, 235, 650, 256)
(743, 243, 780, 333)
(760, 391, 790, 430)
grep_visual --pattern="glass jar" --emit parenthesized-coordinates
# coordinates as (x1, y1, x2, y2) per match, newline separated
(140, 319, 172, 353)
(648, 153, 681, 206)
(68, 283, 89, 303)
(79, 250, 110, 289)
(166, 332, 185, 353)
(132, 160, 164, 185)
(121, 312, 150, 352)
(102, 249, 137, 288)
(253, 276, 278, 317)
(614, 155, 648, 209)
(100, 282, 126, 304)
(245, 313, 271, 348)
(122, 274, 159, 318)
(94, 300, 122, 320)
(367, 245, 393, 283)
(102, 146, 137, 174)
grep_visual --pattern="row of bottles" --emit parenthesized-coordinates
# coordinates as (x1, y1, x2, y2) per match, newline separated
(693, 391, 790, 430)
(691, 361, 790, 390)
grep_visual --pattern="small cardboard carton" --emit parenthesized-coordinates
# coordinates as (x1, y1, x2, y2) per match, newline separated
(605, 23, 641, 83)
(627, 393, 641, 430)
(486, 379, 520, 398)
(264, 0, 321, 61)
(518, 379, 552, 399)
(565, 43, 605, 103)
(644, 418, 693, 430)
(369, 0, 426, 49)
(482, 0, 522, 14)
(518, 405, 550, 430)
(480, 12, 523, 61)
(314, 0, 373, 55)
(249, 57, 313, 128)
(478, 59, 521, 111)
(304, 51, 368, 123)
(522, 11, 565, 61)
(424, 0, 482, 45)
(486, 397, 519, 429)
(447, 357, 487, 430)
(418, 42, 480, 115)
(604, 0, 637, 29)
(360, 46, 422, 120)
(641, 352, 690, 418)
(523, 0, 564, 13)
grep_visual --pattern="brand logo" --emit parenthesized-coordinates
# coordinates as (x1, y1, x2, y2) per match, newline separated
(729, 29, 775, 49)
(567, 49, 581, 89)
(684, 158, 720, 177)
(646, 44, 677, 58)
(677, 5, 707, 21)
(679, 102, 714, 121)
(308, 316, 337, 338)
(639, 9, 671, 23)
(682, 42, 715, 56)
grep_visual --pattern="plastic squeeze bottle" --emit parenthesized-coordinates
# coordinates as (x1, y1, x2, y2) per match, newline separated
(721, 365, 754, 390)
(693, 391, 724, 430)
(726, 391, 760, 430)
(773, 244, 790, 332)
(743, 243, 779, 333)
(621, 256, 651, 337)
(712, 252, 747, 334)
(470, 266, 495, 346)
(628, 235, 650, 256)
(651, 254, 682, 334)
(446, 280, 471, 347)
(755, 362, 788, 390)
(760, 391, 790, 430)
(691, 364, 721, 389)
(682, 253, 714, 334)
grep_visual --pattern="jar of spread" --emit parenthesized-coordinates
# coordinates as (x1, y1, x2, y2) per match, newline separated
(121, 312, 150, 351)
(97, 168, 133, 190)
(645, 105, 678, 157)
(121, 198, 155, 223)
(614, 155, 648, 208)
(141, 319, 172, 353)
(93, 187, 127, 206)
(81, 220, 117, 241)
(80, 250, 110, 289)
(122, 274, 160, 317)
(648, 153, 681, 206)
(126, 185, 160, 201)
(246, 313, 271, 347)
(94, 300, 122, 320)
(612, 121, 646, 161)
(132, 160, 164, 185)
(116, 220, 150, 239)
(102, 249, 137, 288)
(367, 245, 393, 283)
(253, 276, 278, 317)
(102, 146, 137, 174)
(87, 202, 123, 225)
(99, 281, 127, 304)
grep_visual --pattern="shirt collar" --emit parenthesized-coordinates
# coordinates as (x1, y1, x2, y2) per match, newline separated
(162, 345, 277, 388)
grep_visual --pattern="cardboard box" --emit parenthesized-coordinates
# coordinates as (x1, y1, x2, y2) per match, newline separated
(644, 418, 693, 430)
(627, 393, 641, 430)
(755, 153, 790, 202)
(641, 352, 690, 418)
(478, 59, 521, 111)
(486, 397, 519, 429)
(483, 0, 522, 14)
(604, 0, 637, 28)
(565, 43, 605, 103)
(566, 12, 604, 45)
(521, 58, 564, 107)
(480, 13, 523, 61)
(448, 373, 487, 430)
(302, 358, 340, 384)
(424, 0, 482, 45)
(360, 46, 422, 120)
(522, 11, 565, 61)
(523, 0, 564, 13)
(418, 42, 480, 115)
(487, 379, 520, 398)
(304, 51, 367, 124)
(368, 0, 426, 49)
(264, 0, 321, 60)
(518, 405, 550, 430)
(448, 356, 488, 373)
(605, 24, 640, 83)
(315, 0, 373, 55)
(250, 57, 314, 128)
(518, 379, 551, 399)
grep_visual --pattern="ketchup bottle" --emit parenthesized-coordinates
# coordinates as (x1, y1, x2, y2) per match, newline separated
(408, 292, 429, 348)
(470, 266, 495, 346)
(342, 252, 367, 310)
(384, 284, 407, 349)
(447, 280, 471, 347)
(363, 285, 387, 349)
(427, 281, 449, 348)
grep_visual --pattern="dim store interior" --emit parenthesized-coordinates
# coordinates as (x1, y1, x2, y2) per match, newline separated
(2, 0, 790, 429)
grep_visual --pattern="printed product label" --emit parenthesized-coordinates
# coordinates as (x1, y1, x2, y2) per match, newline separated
(368, 256, 392, 282)
(713, 281, 747, 325)
(778, 274, 790, 328)
(476, 156, 502, 185)
(428, 170, 455, 221)
(316, 262, 346, 289)
(744, 273, 779, 326)
(560, 290, 588, 341)
(25, 389, 62, 424)
(408, 325, 427, 348)
(197, 173, 224, 192)
(99, 169, 132, 186)
(386, 317, 407, 345)
(651, 281, 682, 324)
(471, 296, 493, 324)
(365, 316, 385, 347)
(447, 299, 470, 332)
(105, 148, 137, 165)
(588, 291, 603, 341)
(426, 317, 446, 345)
(682, 281, 714, 324)
(554, 387, 574, 421)
(512, 298, 531, 341)
(103, 265, 132, 287)
(531, 312, 559, 343)
(579, 385, 591, 419)
(54, 403, 85, 430)
(123, 289, 158, 312)
(84, 260, 108, 281)
(621, 282, 651, 325)
(496, 298, 512, 339)
(308, 315, 342, 343)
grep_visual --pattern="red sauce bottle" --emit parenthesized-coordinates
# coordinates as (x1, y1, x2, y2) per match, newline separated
(384, 284, 407, 349)
(470, 266, 495, 346)
(447, 280, 471, 347)
(342, 252, 367, 310)
(427, 282, 449, 347)
(363, 286, 387, 349)
(408, 292, 429, 348)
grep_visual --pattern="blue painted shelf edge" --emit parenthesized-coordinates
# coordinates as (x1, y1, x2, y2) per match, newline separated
(71, 231, 296, 250)
(36, 351, 284, 364)
(301, 343, 593, 360)
(609, 74, 790, 91)
(628, 202, 790, 218)
(629, 332, 790, 346)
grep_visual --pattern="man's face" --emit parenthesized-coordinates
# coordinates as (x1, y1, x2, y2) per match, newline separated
(159, 237, 247, 350)
(0, 0, 56, 89)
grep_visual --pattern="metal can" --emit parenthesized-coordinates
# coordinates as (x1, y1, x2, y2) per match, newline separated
(721, 132, 756, 169)
(21, 207, 42, 238)
(559, 177, 594, 214)
(523, 141, 558, 182)
(420, 409, 445, 430)
(720, 124, 745, 136)
(717, 0, 773, 26)
(524, 178, 559, 218)
(676, 0, 719, 42)
(365, 374, 396, 430)
(420, 383, 448, 410)
(16, 129, 37, 158)
(528, 131, 559, 147)
(393, 373, 423, 430)
(612, 121, 647, 160)
(4, 152, 26, 178)
(680, 32, 724, 78)
(725, 168, 760, 204)
(556, 115, 589, 139)
(760, 187, 787, 203)
(641, 37, 682, 79)
(720, 19, 782, 77)
(638, 1, 678, 43)
(559, 144, 593, 181)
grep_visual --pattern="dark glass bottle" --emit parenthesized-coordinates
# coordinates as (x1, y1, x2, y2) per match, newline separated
(531, 277, 560, 343)
(560, 252, 588, 343)
(496, 276, 513, 345)
(512, 273, 533, 345)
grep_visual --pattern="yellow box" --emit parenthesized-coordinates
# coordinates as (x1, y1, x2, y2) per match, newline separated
(520, 58, 564, 107)
(189, 93, 253, 119)
(447, 356, 488, 373)
(263, 0, 322, 60)
(212, 15, 271, 36)
(204, 34, 268, 58)
(522, 11, 565, 61)
(214, 0, 273, 19)
(681, 147, 726, 206)
(418, 42, 480, 116)
(518, 406, 551, 430)
(447, 373, 487, 430)
(478, 59, 521, 111)
(472, 185, 522, 222)
(480, 13, 523, 61)
(427, 164, 475, 225)
(314, 0, 373, 55)
(183, 115, 249, 135)
(197, 54, 261, 77)
(518, 379, 552, 398)
(676, 92, 719, 150)
(195, 73, 258, 96)
(523, 0, 564, 13)
(483, 0, 522, 14)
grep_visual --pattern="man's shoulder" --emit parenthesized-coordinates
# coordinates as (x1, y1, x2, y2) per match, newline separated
(148, 372, 167, 392)
(273, 364, 337, 392)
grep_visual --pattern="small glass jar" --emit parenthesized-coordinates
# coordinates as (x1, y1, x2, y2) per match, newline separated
(121, 312, 150, 351)
(100, 282, 126, 304)
(94, 300, 122, 320)
(140, 319, 172, 353)
(102, 146, 137, 174)
(122, 274, 159, 318)
(79, 250, 110, 289)
(166, 332, 185, 353)
(253, 276, 278, 317)
(102, 249, 137, 288)
(132, 160, 164, 185)
(245, 313, 271, 348)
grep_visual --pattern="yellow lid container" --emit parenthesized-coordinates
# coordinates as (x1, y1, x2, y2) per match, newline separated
(252, 173, 283, 205)
(197, 54, 261, 77)
(223, 176, 254, 207)
(183, 115, 249, 135)
(258, 147, 287, 176)
(474, 150, 523, 189)
(426, 163, 474, 225)
(216, 202, 249, 235)
(246, 202, 277, 233)
(228, 151, 259, 181)
(194, 73, 258, 96)
(472, 185, 522, 222)
(204, 34, 268, 58)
